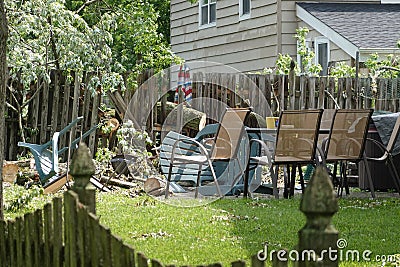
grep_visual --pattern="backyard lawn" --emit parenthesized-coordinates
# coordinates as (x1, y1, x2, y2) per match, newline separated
(95, 191, 400, 267)
(3, 184, 400, 266)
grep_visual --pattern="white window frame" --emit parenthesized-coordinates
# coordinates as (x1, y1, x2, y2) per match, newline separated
(296, 38, 313, 74)
(239, 0, 251, 20)
(199, 0, 216, 29)
(314, 37, 330, 76)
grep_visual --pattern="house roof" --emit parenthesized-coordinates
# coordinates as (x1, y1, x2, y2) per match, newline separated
(297, 3, 400, 50)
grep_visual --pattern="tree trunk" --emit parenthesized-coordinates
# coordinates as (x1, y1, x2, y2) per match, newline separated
(0, 0, 8, 220)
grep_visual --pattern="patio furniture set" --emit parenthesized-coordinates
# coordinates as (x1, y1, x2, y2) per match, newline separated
(160, 107, 400, 199)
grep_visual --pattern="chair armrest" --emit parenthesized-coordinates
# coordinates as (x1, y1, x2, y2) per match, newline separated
(249, 139, 273, 164)
(171, 137, 211, 161)
(364, 137, 390, 161)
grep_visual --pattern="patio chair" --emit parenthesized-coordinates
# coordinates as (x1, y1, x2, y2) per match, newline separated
(321, 109, 375, 197)
(245, 109, 324, 198)
(164, 107, 251, 198)
(364, 113, 400, 195)
(18, 117, 98, 192)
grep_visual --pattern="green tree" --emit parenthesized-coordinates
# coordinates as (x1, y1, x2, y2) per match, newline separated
(0, 0, 8, 220)
(5, 0, 180, 140)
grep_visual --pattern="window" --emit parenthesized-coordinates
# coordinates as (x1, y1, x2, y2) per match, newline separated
(314, 37, 330, 76)
(199, 0, 216, 27)
(239, 0, 251, 19)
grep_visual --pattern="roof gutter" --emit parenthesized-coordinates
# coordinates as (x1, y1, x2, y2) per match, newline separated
(359, 48, 400, 62)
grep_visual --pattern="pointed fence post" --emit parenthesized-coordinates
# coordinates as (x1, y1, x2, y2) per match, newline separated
(69, 142, 96, 214)
(298, 166, 339, 267)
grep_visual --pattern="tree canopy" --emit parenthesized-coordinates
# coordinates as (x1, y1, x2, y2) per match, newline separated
(6, 0, 180, 92)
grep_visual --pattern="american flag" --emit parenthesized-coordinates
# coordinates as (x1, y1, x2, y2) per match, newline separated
(175, 64, 192, 106)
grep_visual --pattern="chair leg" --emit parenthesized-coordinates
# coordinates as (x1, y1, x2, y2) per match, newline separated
(362, 156, 375, 198)
(243, 161, 250, 198)
(387, 157, 400, 196)
(283, 165, 289, 198)
(208, 159, 222, 197)
(165, 163, 173, 199)
(195, 164, 202, 198)
(337, 162, 345, 197)
(298, 165, 305, 194)
(289, 165, 296, 198)
(271, 165, 279, 199)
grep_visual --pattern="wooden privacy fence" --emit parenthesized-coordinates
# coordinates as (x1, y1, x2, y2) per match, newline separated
(5, 70, 102, 160)
(190, 74, 400, 119)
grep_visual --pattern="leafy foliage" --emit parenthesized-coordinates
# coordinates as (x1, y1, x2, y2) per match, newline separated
(295, 27, 322, 76)
(6, 0, 181, 94)
(329, 62, 356, 78)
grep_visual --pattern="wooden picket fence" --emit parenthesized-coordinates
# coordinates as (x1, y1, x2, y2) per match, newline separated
(0, 190, 269, 267)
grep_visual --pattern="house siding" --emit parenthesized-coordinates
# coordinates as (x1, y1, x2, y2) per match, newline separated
(170, 0, 382, 73)
(171, 0, 280, 73)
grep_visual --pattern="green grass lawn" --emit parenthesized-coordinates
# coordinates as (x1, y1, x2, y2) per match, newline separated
(3, 184, 399, 266)
(96, 192, 400, 267)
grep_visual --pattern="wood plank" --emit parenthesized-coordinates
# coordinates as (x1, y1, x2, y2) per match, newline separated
(40, 80, 50, 144)
(70, 72, 81, 151)
(111, 236, 123, 266)
(31, 83, 41, 144)
(137, 252, 149, 267)
(0, 220, 6, 267)
(231, 260, 246, 267)
(43, 203, 52, 267)
(33, 209, 43, 267)
(88, 91, 99, 154)
(88, 213, 100, 267)
(15, 217, 23, 267)
(337, 78, 345, 109)
(53, 197, 63, 267)
(60, 81, 71, 149)
(318, 77, 327, 109)
(51, 70, 60, 135)
(299, 75, 307, 110)
(345, 77, 353, 109)
(251, 254, 265, 267)
(100, 227, 112, 267)
(24, 213, 33, 267)
(7, 221, 15, 266)
(308, 76, 316, 109)
(64, 192, 78, 267)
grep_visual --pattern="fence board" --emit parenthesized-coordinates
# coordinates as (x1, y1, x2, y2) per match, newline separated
(32, 210, 42, 266)
(51, 71, 60, 136)
(7, 221, 15, 266)
(15, 217, 23, 267)
(318, 77, 327, 109)
(24, 213, 33, 267)
(100, 227, 112, 267)
(308, 76, 316, 108)
(137, 252, 149, 267)
(43, 203, 52, 267)
(53, 197, 63, 267)
(40, 81, 50, 144)
(0, 220, 6, 267)
(60, 81, 71, 150)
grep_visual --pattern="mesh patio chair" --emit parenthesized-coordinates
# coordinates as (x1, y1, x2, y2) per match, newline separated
(322, 109, 375, 197)
(165, 107, 251, 198)
(365, 113, 400, 195)
(245, 109, 323, 198)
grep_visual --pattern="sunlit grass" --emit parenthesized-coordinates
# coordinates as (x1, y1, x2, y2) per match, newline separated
(96, 191, 400, 266)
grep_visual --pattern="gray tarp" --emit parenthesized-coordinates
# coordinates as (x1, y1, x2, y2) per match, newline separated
(371, 112, 400, 156)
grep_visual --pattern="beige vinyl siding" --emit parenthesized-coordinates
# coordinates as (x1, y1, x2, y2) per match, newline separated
(171, 0, 279, 73)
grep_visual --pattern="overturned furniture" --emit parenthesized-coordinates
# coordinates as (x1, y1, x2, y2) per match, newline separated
(18, 116, 100, 193)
